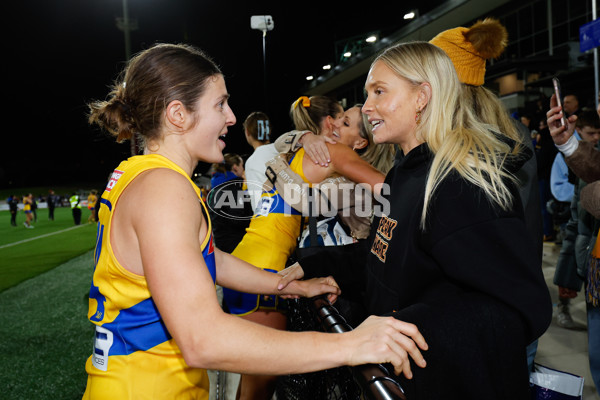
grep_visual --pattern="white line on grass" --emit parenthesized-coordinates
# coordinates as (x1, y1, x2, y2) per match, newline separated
(0, 225, 89, 249)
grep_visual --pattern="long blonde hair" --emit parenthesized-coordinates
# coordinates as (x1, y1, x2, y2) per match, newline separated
(374, 42, 520, 228)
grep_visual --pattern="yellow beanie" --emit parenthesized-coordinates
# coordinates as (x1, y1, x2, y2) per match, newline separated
(430, 18, 508, 86)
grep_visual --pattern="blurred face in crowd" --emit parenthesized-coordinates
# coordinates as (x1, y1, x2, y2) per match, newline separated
(578, 125, 600, 146)
(231, 161, 244, 178)
(562, 95, 579, 115)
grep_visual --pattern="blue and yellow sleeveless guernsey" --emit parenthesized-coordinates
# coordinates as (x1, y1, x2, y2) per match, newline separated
(223, 149, 309, 316)
(83, 154, 215, 400)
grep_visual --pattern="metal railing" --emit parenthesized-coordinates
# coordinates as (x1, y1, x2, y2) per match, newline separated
(311, 295, 407, 400)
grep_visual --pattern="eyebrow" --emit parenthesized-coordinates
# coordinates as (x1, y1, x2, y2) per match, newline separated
(215, 93, 230, 105)
(364, 80, 385, 90)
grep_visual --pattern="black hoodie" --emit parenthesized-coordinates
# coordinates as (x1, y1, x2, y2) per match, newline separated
(298, 141, 552, 399)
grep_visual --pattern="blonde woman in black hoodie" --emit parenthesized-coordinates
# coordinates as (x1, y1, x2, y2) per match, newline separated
(281, 40, 552, 399)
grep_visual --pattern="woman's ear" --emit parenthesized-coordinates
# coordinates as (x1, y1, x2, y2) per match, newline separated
(353, 137, 369, 151)
(165, 100, 186, 130)
(417, 82, 432, 110)
(322, 115, 334, 133)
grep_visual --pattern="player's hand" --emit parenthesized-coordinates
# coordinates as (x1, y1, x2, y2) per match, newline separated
(277, 262, 305, 291)
(300, 133, 336, 166)
(344, 316, 428, 379)
(281, 276, 340, 304)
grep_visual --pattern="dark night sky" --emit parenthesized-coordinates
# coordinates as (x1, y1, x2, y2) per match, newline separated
(2, 0, 440, 190)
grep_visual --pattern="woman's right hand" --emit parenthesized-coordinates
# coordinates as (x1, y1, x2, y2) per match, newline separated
(300, 132, 336, 166)
(546, 94, 577, 146)
(343, 315, 428, 379)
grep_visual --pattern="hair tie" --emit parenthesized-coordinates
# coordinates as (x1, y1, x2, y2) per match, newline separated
(293, 96, 310, 109)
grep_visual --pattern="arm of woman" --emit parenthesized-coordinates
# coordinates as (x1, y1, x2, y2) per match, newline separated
(273, 130, 335, 166)
(214, 247, 340, 302)
(131, 169, 427, 376)
(580, 181, 600, 219)
(328, 143, 386, 194)
(565, 141, 600, 183)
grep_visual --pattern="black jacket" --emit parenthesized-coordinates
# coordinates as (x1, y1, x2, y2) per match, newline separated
(300, 143, 552, 399)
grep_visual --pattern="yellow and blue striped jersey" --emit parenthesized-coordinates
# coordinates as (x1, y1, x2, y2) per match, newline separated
(224, 150, 309, 315)
(83, 154, 214, 400)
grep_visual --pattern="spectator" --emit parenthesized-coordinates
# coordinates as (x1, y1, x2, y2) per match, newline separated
(547, 91, 600, 389)
(553, 109, 600, 329)
(47, 189, 57, 221)
(563, 93, 581, 118)
(7, 195, 19, 226)
(281, 39, 552, 399)
(536, 118, 559, 241)
(242, 111, 276, 212)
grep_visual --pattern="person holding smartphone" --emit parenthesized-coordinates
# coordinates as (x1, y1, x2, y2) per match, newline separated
(547, 90, 600, 389)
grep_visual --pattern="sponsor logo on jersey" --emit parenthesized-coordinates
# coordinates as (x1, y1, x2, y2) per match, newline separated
(105, 170, 124, 192)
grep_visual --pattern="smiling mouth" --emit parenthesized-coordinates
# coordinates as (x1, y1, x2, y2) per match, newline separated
(371, 120, 383, 130)
(332, 131, 341, 138)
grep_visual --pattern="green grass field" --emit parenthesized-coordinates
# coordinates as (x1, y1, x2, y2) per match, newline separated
(0, 207, 98, 292)
(0, 251, 94, 399)
(0, 206, 97, 399)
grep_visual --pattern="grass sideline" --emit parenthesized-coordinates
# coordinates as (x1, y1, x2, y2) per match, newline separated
(0, 205, 97, 398)
(0, 250, 94, 399)
(0, 207, 97, 292)
(0, 185, 105, 201)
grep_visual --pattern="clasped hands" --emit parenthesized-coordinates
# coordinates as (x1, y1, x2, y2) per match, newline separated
(276, 262, 429, 379)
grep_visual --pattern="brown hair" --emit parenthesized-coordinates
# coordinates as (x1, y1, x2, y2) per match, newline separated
(243, 111, 271, 143)
(212, 153, 243, 174)
(289, 96, 342, 134)
(88, 43, 221, 148)
(575, 109, 600, 129)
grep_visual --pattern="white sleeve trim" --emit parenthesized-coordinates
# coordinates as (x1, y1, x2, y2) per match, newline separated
(555, 134, 579, 158)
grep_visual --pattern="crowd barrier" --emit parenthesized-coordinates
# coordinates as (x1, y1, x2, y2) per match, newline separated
(311, 295, 407, 400)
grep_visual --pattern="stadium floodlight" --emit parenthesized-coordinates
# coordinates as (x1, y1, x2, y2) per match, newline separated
(404, 9, 419, 19)
(251, 15, 274, 34)
(366, 35, 377, 43)
(251, 16, 274, 109)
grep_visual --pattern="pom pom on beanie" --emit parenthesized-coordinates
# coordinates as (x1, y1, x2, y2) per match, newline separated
(429, 18, 508, 86)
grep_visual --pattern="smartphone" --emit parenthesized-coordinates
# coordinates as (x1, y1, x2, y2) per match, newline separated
(552, 77, 568, 128)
